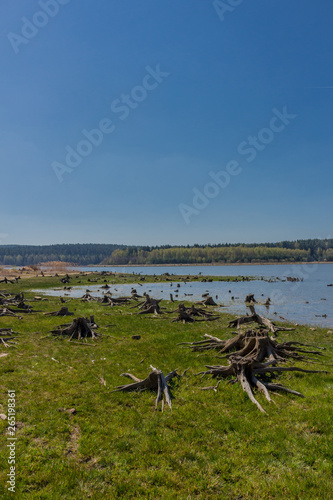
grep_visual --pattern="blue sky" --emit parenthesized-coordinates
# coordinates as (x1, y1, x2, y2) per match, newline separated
(0, 0, 332, 245)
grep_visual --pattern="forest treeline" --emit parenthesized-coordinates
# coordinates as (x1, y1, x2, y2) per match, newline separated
(102, 239, 333, 265)
(0, 244, 123, 266)
(0, 239, 332, 266)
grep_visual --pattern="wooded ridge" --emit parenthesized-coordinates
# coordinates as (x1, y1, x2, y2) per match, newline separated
(0, 239, 332, 266)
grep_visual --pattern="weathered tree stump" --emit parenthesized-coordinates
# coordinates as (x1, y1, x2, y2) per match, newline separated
(101, 296, 132, 306)
(112, 365, 179, 411)
(171, 303, 220, 323)
(198, 296, 217, 306)
(181, 330, 325, 363)
(228, 305, 294, 333)
(245, 294, 256, 304)
(172, 307, 195, 323)
(135, 294, 163, 315)
(81, 293, 97, 302)
(50, 316, 99, 340)
(197, 355, 328, 413)
(44, 307, 74, 316)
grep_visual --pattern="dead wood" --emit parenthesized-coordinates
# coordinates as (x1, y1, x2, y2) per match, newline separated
(0, 277, 15, 284)
(171, 303, 220, 323)
(245, 294, 256, 304)
(131, 289, 142, 299)
(15, 301, 34, 312)
(0, 328, 18, 334)
(81, 293, 97, 302)
(44, 307, 74, 316)
(0, 336, 19, 347)
(185, 321, 329, 412)
(197, 296, 217, 306)
(50, 316, 99, 340)
(179, 330, 258, 353)
(0, 308, 22, 319)
(188, 305, 218, 317)
(0, 329, 19, 347)
(172, 309, 195, 323)
(101, 296, 132, 307)
(112, 365, 179, 410)
(196, 354, 328, 413)
(228, 305, 294, 333)
(0, 293, 33, 314)
(181, 329, 323, 364)
(135, 293, 163, 315)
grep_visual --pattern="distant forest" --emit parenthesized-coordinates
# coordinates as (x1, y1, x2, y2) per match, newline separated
(0, 240, 332, 266)
(0, 244, 123, 266)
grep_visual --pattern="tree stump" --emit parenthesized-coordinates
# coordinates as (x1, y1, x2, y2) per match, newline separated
(44, 307, 74, 316)
(112, 366, 179, 411)
(50, 316, 99, 340)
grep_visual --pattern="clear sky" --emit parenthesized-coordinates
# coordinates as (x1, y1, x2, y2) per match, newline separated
(0, 0, 332, 246)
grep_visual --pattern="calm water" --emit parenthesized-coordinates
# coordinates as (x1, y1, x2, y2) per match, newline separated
(34, 263, 333, 328)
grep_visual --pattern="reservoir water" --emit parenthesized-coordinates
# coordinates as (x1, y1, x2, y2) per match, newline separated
(34, 263, 333, 328)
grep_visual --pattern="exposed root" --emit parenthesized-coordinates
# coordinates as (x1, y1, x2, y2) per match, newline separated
(50, 316, 99, 340)
(112, 366, 180, 410)
(228, 305, 294, 333)
(171, 303, 220, 323)
(44, 307, 74, 316)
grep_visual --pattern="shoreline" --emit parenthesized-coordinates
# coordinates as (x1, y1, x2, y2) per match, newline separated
(1, 270, 331, 328)
(85, 261, 330, 268)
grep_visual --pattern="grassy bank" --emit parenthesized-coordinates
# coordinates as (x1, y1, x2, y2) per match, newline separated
(0, 272, 259, 291)
(0, 274, 332, 499)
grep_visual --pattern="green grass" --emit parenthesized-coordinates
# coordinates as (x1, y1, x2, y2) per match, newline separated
(7, 271, 259, 292)
(0, 274, 332, 499)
